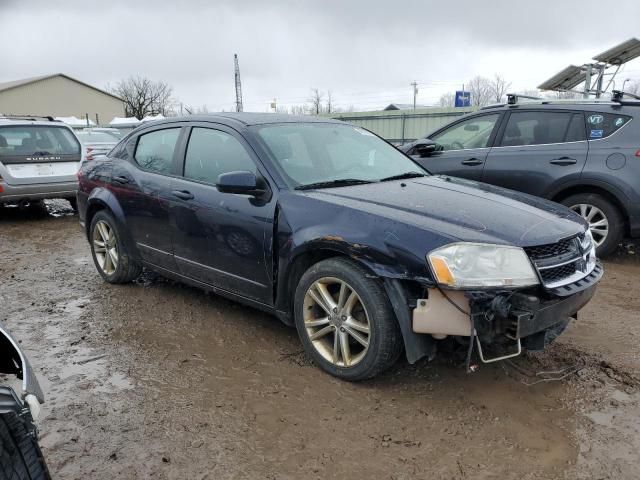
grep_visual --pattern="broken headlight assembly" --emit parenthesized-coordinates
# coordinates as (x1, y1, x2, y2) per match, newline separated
(427, 243, 539, 289)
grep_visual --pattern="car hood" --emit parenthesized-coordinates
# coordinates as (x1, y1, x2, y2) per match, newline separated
(297, 175, 586, 247)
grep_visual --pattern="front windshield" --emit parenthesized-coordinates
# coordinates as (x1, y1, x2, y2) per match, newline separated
(255, 123, 427, 188)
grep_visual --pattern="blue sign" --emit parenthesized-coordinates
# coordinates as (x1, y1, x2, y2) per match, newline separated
(455, 91, 471, 107)
(590, 129, 604, 138)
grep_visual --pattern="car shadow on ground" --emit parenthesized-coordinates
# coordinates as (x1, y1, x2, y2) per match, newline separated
(0, 199, 75, 222)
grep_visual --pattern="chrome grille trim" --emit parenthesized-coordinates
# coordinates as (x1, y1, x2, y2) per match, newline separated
(525, 234, 596, 289)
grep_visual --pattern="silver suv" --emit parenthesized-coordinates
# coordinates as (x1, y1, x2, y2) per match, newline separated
(0, 116, 82, 209)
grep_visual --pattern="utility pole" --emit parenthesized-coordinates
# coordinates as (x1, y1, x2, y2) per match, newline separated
(234, 54, 243, 113)
(411, 81, 418, 110)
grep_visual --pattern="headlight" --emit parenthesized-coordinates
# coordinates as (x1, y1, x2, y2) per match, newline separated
(428, 243, 539, 288)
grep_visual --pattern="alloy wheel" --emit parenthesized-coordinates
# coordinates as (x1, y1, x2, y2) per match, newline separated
(93, 220, 119, 275)
(570, 203, 609, 247)
(302, 277, 371, 367)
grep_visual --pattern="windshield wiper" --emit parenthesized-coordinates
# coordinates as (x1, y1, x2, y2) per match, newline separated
(379, 171, 426, 182)
(295, 178, 375, 190)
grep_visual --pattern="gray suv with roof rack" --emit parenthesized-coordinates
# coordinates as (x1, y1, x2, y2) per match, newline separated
(0, 115, 81, 209)
(401, 91, 640, 256)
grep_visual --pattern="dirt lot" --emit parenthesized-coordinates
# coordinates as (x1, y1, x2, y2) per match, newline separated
(1, 201, 639, 480)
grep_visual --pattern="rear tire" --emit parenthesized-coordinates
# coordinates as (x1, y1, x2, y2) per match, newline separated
(561, 193, 623, 257)
(68, 198, 78, 212)
(0, 412, 50, 480)
(294, 258, 403, 381)
(89, 210, 142, 284)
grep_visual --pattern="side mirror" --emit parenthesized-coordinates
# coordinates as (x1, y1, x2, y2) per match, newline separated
(414, 139, 438, 157)
(217, 171, 265, 196)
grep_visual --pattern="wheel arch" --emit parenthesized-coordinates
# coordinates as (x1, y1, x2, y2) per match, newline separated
(550, 182, 630, 235)
(85, 189, 138, 257)
(275, 246, 435, 364)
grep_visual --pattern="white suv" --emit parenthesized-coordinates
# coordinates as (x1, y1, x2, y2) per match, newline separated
(0, 116, 82, 209)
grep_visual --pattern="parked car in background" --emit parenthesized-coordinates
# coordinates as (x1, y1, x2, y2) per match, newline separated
(0, 116, 81, 210)
(75, 128, 119, 162)
(400, 94, 640, 256)
(77, 114, 601, 381)
(0, 322, 50, 479)
(87, 127, 123, 139)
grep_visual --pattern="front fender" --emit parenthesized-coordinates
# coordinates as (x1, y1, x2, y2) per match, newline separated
(0, 323, 44, 404)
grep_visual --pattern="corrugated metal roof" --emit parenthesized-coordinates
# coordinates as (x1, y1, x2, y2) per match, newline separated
(0, 73, 123, 101)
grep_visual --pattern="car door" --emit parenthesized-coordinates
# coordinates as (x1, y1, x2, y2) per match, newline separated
(110, 125, 184, 269)
(409, 113, 502, 181)
(481, 110, 588, 197)
(169, 124, 276, 304)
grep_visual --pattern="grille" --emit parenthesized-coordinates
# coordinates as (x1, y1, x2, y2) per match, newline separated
(539, 261, 580, 283)
(524, 237, 579, 260)
(526, 235, 590, 288)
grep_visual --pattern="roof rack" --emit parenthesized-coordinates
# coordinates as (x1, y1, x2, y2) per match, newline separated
(0, 114, 58, 122)
(507, 93, 542, 104)
(481, 97, 619, 110)
(611, 89, 640, 102)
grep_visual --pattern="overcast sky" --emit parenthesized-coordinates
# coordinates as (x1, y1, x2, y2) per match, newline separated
(1, 0, 639, 112)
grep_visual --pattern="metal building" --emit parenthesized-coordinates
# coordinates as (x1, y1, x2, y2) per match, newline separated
(0, 73, 125, 124)
(330, 106, 476, 144)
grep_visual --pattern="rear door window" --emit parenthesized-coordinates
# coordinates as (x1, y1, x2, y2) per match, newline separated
(0, 125, 80, 157)
(499, 111, 575, 146)
(585, 112, 632, 139)
(183, 128, 256, 185)
(133, 128, 181, 174)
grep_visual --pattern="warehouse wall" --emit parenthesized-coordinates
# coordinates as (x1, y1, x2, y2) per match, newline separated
(0, 75, 124, 124)
(330, 107, 477, 144)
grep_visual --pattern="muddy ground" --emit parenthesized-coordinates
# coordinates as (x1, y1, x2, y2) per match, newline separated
(1, 200, 639, 480)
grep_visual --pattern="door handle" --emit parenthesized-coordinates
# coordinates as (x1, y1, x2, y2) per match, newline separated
(172, 190, 194, 200)
(461, 158, 484, 166)
(113, 175, 130, 184)
(550, 157, 577, 166)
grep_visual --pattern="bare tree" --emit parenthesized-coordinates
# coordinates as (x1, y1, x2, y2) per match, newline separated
(109, 76, 174, 119)
(467, 76, 492, 107)
(490, 74, 512, 103)
(308, 88, 324, 115)
(326, 90, 333, 114)
(439, 92, 456, 108)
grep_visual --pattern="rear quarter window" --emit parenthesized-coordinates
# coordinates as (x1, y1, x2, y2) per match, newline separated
(585, 112, 631, 139)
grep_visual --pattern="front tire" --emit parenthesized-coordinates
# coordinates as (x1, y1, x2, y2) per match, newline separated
(89, 210, 142, 284)
(294, 258, 403, 381)
(0, 412, 51, 480)
(561, 193, 623, 257)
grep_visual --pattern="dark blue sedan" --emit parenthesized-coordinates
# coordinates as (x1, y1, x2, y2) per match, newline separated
(77, 114, 601, 380)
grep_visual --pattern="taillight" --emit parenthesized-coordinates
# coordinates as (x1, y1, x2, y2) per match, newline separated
(636, 149, 640, 157)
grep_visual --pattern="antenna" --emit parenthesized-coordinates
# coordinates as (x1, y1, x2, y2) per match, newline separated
(234, 54, 243, 113)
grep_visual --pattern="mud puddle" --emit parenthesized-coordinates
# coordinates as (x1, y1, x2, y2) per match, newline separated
(1, 214, 639, 479)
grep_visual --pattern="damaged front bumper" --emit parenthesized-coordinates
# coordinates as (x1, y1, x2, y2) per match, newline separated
(410, 261, 603, 363)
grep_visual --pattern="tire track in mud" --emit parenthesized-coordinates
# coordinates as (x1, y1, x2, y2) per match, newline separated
(1, 204, 639, 479)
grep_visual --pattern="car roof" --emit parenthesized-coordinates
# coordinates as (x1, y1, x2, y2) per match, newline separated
(144, 112, 344, 128)
(0, 117, 72, 128)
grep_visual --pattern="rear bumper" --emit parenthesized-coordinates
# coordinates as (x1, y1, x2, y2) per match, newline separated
(0, 180, 77, 203)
